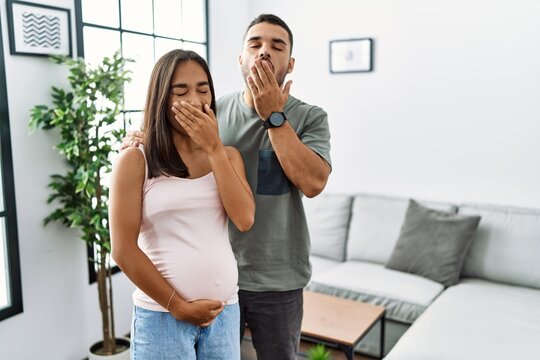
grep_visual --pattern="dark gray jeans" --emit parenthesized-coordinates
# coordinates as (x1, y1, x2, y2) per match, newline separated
(239, 288, 304, 360)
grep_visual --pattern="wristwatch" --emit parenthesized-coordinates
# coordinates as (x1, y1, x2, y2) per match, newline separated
(262, 112, 286, 129)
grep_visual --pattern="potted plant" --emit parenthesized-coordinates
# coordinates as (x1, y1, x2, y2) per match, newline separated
(29, 51, 132, 358)
(307, 344, 332, 360)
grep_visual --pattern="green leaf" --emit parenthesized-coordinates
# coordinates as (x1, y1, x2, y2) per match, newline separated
(75, 181, 86, 193)
(307, 344, 332, 360)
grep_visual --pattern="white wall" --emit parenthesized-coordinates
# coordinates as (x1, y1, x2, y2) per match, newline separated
(208, 0, 249, 98)
(218, 0, 540, 208)
(0, 1, 133, 359)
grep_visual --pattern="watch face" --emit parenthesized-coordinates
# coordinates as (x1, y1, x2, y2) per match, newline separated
(269, 112, 286, 127)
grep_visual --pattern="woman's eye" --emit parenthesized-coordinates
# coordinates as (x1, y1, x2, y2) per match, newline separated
(198, 90, 208, 94)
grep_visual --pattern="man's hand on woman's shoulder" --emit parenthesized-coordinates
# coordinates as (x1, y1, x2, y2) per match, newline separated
(121, 130, 144, 150)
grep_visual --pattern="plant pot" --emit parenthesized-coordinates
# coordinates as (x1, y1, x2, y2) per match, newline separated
(89, 338, 130, 360)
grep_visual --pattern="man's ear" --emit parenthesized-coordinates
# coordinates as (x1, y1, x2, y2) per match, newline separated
(238, 54, 243, 66)
(287, 57, 295, 74)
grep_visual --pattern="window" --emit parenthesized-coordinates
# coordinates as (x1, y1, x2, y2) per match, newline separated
(76, 0, 208, 130)
(75, 0, 208, 283)
(0, 15, 23, 321)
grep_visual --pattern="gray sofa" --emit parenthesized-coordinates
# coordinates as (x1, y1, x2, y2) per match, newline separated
(303, 193, 540, 359)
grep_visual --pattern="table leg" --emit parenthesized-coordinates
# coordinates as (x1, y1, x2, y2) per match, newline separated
(346, 346, 354, 360)
(337, 344, 354, 360)
(380, 314, 386, 360)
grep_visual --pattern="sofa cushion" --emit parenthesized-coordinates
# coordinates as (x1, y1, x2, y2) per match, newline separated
(385, 279, 540, 360)
(309, 255, 342, 278)
(306, 261, 444, 323)
(386, 200, 481, 287)
(303, 194, 353, 261)
(460, 204, 540, 289)
(346, 194, 457, 264)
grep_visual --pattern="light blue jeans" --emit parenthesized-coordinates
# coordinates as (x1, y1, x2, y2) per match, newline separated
(131, 303, 240, 360)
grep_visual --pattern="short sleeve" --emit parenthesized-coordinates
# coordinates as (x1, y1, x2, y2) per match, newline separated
(299, 107, 332, 168)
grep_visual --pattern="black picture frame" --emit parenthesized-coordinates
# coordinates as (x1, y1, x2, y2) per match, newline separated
(6, 0, 72, 57)
(329, 38, 373, 74)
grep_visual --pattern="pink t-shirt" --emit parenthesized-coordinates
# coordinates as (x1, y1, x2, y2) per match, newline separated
(133, 148, 238, 311)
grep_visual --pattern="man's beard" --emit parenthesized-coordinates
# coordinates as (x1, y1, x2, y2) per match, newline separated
(241, 63, 287, 88)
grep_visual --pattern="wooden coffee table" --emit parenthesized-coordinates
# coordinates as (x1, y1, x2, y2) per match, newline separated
(301, 291, 385, 360)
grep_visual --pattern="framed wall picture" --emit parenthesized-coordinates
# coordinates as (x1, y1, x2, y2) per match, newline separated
(6, 0, 72, 57)
(329, 38, 373, 74)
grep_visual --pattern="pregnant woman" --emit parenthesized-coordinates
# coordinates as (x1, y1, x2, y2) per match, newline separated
(109, 49, 255, 359)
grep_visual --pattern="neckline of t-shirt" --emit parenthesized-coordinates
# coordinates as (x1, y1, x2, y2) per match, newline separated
(152, 171, 214, 182)
(182, 171, 214, 181)
(237, 91, 258, 116)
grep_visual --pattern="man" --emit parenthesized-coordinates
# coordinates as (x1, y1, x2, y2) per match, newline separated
(217, 14, 331, 359)
(125, 14, 331, 359)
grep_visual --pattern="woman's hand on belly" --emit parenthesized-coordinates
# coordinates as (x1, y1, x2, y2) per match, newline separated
(170, 296, 225, 327)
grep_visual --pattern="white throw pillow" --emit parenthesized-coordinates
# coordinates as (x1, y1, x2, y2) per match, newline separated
(303, 194, 353, 261)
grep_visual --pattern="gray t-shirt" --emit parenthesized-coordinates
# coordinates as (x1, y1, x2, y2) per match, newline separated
(217, 91, 331, 291)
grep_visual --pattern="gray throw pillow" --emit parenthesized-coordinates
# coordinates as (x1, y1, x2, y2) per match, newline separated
(385, 200, 481, 287)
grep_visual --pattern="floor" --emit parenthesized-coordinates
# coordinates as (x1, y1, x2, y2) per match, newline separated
(115, 330, 376, 360)
(241, 330, 376, 360)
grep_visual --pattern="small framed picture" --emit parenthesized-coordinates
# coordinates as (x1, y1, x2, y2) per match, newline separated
(6, 0, 72, 57)
(329, 38, 373, 74)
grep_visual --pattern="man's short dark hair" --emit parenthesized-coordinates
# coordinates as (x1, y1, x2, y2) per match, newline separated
(244, 14, 294, 54)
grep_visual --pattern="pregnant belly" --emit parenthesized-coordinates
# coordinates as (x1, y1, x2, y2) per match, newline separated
(159, 247, 239, 303)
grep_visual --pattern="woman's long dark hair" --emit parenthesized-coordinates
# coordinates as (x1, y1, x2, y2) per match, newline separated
(142, 50, 216, 179)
